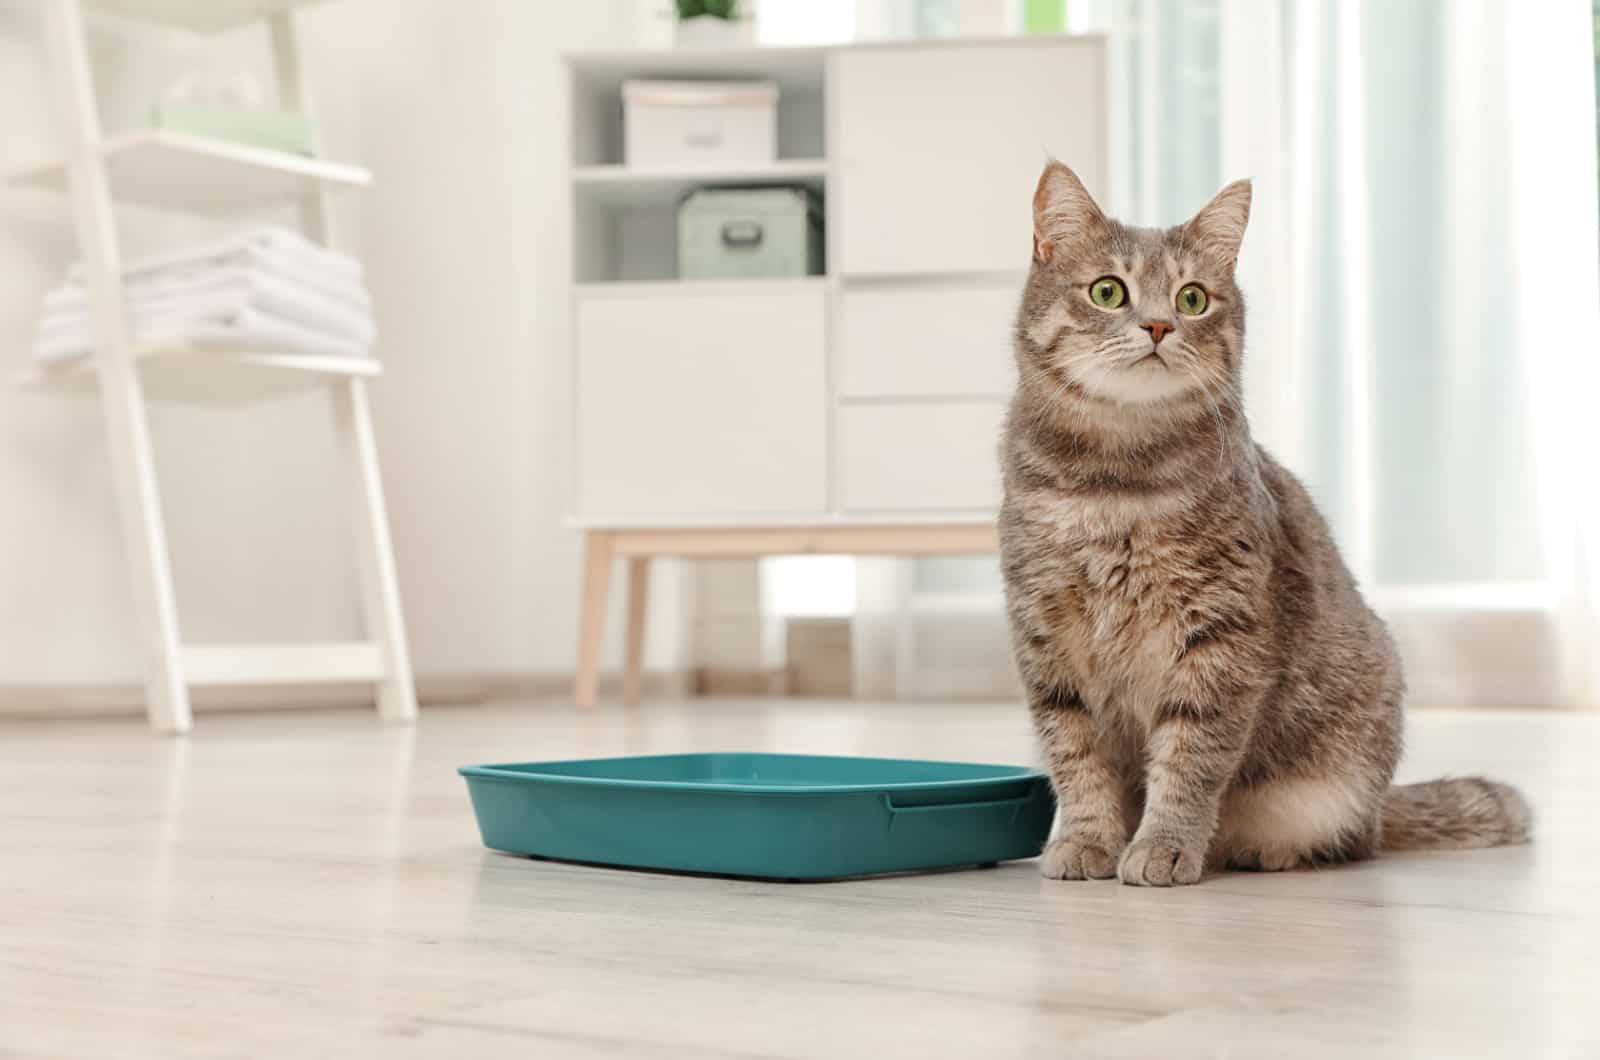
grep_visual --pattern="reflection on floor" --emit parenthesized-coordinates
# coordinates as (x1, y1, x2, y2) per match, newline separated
(2, 698, 1595, 1058)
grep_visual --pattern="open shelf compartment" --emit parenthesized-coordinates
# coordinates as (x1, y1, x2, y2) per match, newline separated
(567, 46, 828, 168)
(567, 48, 829, 285)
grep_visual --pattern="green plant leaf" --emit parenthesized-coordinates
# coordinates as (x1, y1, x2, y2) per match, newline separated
(678, 0, 739, 19)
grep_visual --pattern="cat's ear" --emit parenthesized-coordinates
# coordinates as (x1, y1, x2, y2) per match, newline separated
(1033, 161, 1108, 266)
(1183, 179, 1252, 269)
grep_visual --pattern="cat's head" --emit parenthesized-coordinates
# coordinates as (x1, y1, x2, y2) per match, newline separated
(1018, 162, 1251, 408)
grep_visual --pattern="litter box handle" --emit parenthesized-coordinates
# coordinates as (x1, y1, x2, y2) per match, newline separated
(881, 792, 1034, 815)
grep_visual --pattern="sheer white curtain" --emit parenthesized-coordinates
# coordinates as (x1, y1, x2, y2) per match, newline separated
(848, 0, 1600, 707)
(1221, 0, 1600, 707)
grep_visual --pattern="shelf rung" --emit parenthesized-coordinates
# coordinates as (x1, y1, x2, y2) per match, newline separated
(181, 641, 385, 686)
(2, 130, 370, 214)
(570, 159, 827, 209)
(15, 346, 381, 404)
(87, 0, 332, 33)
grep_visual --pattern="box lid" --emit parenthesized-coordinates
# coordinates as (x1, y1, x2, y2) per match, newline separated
(679, 185, 822, 222)
(622, 79, 779, 107)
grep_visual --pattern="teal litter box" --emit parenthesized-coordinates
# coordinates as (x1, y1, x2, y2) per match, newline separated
(459, 753, 1055, 881)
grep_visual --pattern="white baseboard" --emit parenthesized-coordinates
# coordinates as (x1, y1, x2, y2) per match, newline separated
(1385, 606, 1573, 710)
(0, 669, 693, 721)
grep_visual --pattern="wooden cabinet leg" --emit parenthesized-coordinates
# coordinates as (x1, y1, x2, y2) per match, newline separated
(574, 531, 614, 708)
(622, 556, 651, 706)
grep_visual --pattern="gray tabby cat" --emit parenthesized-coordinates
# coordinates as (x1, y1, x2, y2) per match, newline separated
(1000, 162, 1531, 886)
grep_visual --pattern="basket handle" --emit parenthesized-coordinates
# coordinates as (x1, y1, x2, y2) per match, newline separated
(881, 792, 1033, 814)
(720, 221, 764, 248)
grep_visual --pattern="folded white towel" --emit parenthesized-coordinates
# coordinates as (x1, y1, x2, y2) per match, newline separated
(40, 266, 375, 346)
(38, 225, 376, 365)
(66, 225, 363, 288)
(59, 245, 370, 315)
(33, 304, 372, 365)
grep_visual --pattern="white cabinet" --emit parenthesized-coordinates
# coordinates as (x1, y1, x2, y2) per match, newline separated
(567, 38, 1106, 528)
(564, 38, 1107, 704)
(576, 283, 827, 517)
(834, 40, 1108, 277)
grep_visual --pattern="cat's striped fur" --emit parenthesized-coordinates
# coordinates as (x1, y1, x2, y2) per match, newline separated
(1000, 163, 1531, 886)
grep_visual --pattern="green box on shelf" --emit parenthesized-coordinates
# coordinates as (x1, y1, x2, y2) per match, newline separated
(151, 102, 316, 156)
(677, 186, 823, 280)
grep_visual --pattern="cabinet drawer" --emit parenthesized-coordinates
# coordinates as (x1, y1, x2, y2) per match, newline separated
(839, 284, 1017, 399)
(838, 402, 1006, 513)
(576, 284, 827, 517)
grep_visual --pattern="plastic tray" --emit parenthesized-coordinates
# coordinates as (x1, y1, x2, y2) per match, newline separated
(459, 752, 1054, 881)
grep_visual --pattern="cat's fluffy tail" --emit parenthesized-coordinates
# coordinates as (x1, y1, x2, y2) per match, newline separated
(1380, 777, 1532, 851)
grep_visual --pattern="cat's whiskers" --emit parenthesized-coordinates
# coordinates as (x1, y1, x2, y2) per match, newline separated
(1023, 374, 1078, 455)
(1162, 338, 1236, 478)
(1192, 373, 1234, 482)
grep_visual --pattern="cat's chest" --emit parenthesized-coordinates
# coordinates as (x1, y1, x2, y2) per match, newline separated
(1046, 527, 1200, 700)
(1003, 483, 1260, 705)
(1062, 532, 1189, 628)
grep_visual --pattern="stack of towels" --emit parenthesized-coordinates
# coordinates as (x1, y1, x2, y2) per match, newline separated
(33, 226, 375, 365)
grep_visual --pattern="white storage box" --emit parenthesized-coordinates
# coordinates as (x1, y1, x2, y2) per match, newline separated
(623, 80, 777, 167)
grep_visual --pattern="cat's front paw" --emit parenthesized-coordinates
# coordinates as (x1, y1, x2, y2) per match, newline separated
(1117, 836, 1205, 887)
(1039, 835, 1124, 880)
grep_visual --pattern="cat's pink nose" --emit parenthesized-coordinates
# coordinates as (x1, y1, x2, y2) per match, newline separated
(1141, 321, 1174, 344)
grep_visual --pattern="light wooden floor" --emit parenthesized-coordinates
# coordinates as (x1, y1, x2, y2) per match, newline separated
(2, 699, 1596, 1059)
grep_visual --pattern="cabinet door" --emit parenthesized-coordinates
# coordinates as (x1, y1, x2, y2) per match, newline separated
(576, 285, 826, 518)
(833, 39, 1107, 277)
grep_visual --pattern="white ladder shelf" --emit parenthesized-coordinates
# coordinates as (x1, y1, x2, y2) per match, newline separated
(15, 0, 417, 733)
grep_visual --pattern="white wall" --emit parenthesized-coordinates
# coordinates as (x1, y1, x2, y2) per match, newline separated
(0, 0, 684, 691)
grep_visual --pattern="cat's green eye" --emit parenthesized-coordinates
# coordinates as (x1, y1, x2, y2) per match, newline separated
(1176, 284, 1209, 316)
(1089, 277, 1127, 309)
